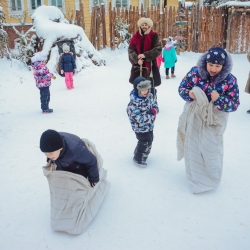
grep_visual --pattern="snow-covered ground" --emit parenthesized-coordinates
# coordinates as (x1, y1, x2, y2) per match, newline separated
(0, 49, 249, 250)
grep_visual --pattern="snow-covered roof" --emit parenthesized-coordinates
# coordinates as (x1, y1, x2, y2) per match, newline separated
(217, 1, 250, 8)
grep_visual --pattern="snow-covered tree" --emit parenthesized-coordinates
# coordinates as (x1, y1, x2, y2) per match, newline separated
(0, 5, 11, 59)
(31, 5, 105, 74)
(114, 16, 131, 49)
(11, 11, 36, 65)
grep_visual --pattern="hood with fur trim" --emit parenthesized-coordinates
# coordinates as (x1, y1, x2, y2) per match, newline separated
(133, 76, 151, 96)
(197, 51, 233, 84)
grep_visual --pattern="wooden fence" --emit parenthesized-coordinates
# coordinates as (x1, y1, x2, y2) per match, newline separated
(226, 7, 250, 53)
(89, 4, 250, 53)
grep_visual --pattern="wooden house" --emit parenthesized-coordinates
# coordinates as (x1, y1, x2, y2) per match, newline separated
(1, 0, 178, 48)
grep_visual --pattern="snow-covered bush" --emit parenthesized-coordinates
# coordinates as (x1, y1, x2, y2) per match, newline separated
(114, 16, 131, 49)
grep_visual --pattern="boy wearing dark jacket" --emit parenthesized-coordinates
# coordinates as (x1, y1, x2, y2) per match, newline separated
(40, 129, 99, 187)
(127, 76, 159, 167)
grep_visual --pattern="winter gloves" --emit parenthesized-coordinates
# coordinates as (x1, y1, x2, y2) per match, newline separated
(90, 182, 98, 187)
(149, 108, 157, 116)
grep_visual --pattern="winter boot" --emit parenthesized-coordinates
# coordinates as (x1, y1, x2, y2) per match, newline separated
(133, 158, 147, 168)
(166, 75, 170, 79)
(171, 74, 176, 77)
(42, 109, 53, 113)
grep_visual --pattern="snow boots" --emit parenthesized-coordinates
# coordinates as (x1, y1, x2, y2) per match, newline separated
(42, 109, 53, 113)
(133, 141, 152, 168)
(133, 158, 147, 167)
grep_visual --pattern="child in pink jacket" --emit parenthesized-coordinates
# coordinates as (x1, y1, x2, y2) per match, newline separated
(31, 52, 54, 113)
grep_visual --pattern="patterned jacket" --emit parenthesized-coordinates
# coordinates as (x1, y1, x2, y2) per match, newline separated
(178, 52, 240, 112)
(31, 61, 53, 88)
(127, 91, 159, 133)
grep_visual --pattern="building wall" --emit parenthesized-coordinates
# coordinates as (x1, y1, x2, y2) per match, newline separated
(2, 0, 178, 49)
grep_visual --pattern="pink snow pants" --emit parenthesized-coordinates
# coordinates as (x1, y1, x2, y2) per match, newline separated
(64, 72, 74, 89)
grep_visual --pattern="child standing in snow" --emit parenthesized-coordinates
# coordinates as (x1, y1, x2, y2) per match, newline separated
(60, 43, 77, 90)
(31, 52, 54, 113)
(177, 47, 240, 194)
(162, 38, 177, 79)
(127, 76, 159, 167)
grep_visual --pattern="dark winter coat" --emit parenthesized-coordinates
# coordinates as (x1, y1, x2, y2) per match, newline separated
(128, 30, 162, 87)
(60, 52, 76, 72)
(178, 51, 240, 112)
(53, 132, 99, 183)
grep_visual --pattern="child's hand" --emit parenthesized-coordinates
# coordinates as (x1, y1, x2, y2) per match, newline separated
(74, 69, 77, 73)
(211, 90, 219, 102)
(189, 90, 196, 99)
(61, 70, 64, 74)
(149, 108, 157, 119)
(90, 182, 98, 187)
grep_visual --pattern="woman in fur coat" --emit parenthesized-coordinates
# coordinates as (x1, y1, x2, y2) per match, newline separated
(177, 47, 240, 194)
(128, 17, 162, 96)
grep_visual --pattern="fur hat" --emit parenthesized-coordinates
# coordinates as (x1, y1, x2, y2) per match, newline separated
(40, 129, 63, 153)
(31, 52, 45, 63)
(206, 47, 227, 65)
(133, 76, 151, 96)
(137, 17, 153, 28)
(62, 43, 70, 52)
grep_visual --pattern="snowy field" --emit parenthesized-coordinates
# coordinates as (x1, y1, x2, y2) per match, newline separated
(0, 49, 249, 250)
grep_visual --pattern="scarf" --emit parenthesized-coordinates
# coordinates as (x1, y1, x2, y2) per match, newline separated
(130, 29, 156, 72)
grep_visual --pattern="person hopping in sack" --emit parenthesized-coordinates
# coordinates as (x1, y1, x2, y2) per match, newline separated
(177, 47, 240, 194)
(127, 76, 159, 167)
(60, 43, 77, 90)
(40, 129, 99, 187)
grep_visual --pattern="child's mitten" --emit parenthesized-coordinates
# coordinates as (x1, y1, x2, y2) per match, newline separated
(149, 108, 157, 116)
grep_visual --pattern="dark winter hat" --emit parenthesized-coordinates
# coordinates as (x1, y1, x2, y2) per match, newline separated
(206, 47, 227, 65)
(40, 129, 63, 152)
(133, 76, 151, 95)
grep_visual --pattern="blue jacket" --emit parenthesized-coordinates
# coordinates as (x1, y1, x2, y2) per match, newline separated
(60, 53, 76, 72)
(53, 132, 99, 183)
(162, 47, 177, 68)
